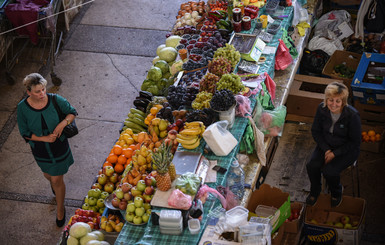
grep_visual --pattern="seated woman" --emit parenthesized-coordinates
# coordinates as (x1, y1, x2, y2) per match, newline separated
(306, 82, 361, 207)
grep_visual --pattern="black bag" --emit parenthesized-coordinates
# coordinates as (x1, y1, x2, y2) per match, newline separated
(299, 48, 330, 76)
(364, 0, 385, 33)
(52, 94, 78, 138)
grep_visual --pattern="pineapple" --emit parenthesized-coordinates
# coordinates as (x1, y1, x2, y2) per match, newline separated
(152, 143, 173, 191)
(168, 163, 176, 182)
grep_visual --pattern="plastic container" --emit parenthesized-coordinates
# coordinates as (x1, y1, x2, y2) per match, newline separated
(188, 219, 201, 234)
(226, 157, 245, 200)
(214, 103, 236, 128)
(159, 209, 182, 223)
(265, 0, 279, 14)
(267, 20, 281, 35)
(255, 205, 277, 218)
(226, 206, 249, 227)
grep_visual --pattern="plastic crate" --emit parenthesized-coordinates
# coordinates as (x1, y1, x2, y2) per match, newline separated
(265, 0, 280, 15)
(266, 20, 281, 35)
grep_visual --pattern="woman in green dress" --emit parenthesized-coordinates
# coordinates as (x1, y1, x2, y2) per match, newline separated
(17, 73, 77, 227)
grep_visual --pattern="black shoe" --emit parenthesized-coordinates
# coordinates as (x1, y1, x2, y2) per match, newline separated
(331, 195, 342, 207)
(306, 194, 319, 206)
(56, 209, 66, 227)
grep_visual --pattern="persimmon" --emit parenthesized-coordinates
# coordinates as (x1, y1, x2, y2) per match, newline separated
(368, 130, 376, 137)
(369, 135, 376, 142)
(107, 153, 118, 164)
(112, 145, 123, 155)
(363, 135, 370, 142)
(361, 131, 367, 137)
(117, 155, 127, 165)
(114, 164, 124, 174)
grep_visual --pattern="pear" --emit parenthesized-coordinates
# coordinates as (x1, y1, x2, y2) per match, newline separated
(159, 119, 169, 131)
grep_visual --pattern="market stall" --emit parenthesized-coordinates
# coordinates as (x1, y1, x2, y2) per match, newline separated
(62, 0, 320, 244)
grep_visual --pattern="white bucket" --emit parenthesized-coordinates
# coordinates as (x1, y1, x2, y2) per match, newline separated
(215, 104, 236, 128)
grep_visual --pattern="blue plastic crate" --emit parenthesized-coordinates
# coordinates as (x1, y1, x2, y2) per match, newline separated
(351, 53, 385, 105)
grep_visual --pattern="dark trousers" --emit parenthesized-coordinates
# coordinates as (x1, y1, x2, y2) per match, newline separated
(306, 146, 357, 198)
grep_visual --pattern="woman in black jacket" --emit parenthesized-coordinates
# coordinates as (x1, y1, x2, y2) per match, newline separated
(306, 82, 361, 207)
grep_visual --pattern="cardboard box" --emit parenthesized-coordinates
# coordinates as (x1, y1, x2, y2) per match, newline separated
(351, 53, 385, 105)
(354, 100, 385, 123)
(284, 202, 305, 234)
(303, 194, 366, 245)
(247, 184, 291, 233)
(360, 124, 385, 153)
(286, 74, 344, 117)
(322, 50, 362, 96)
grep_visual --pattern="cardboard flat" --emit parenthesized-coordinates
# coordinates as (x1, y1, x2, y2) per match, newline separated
(303, 194, 366, 245)
(284, 202, 304, 234)
(286, 74, 343, 117)
(353, 101, 385, 123)
(360, 124, 385, 153)
(247, 184, 291, 233)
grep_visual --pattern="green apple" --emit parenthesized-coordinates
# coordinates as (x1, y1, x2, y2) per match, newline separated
(82, 203, 90, 210)
(89, 205, 99, 213)
(97, 198, 105, 208)
(143, 203, 151, 211)
(88, 196, 97, 206)
(99, 207, 105, 214)
(133, 216, 143, 225)
(115, 188, 124, 199)
(126, 203, 136, 213)
(136, 180, 147, 192)
(335, 222, 344, 228)
(134, 196, 144, 208)
(93, 188, 102, 199)
(135, 207, 145, 217)
(142, 213, 150, 223)
(344, 223, 353, 229)
(125, 212, 135, 222)
(84, 195, 89, 204)
(340, 215, 350, 225)
(146, 209, 152, 215)
(101, 191, 109, 200)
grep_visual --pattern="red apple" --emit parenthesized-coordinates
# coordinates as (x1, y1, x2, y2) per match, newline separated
(109, 172, 119, 183)
(144, 186, 154, 195)
(111, 197, 121, 208)
(175, 119, 184, 128)
(103, 166, 114, 177)
(119, 199, 128, 210)
(121, 182, 132, 193)
(123, 192, 132, 201)
(92, 183, 103, 190)
(145, 176, 155, 187)
(167, 129, 178, 140)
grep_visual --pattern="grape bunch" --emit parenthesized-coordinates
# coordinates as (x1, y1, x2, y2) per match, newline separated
(182, 86, 199, 108)
(167, 85, 187, 110)
(213, 43, 241, 68)
(192, 91, 213, 110)
(157, 102, 174, 123)
(216, 73, 245, 94)
(208, 57, 232, 77)
(199, 72, 219, 94)
(186, 108, 219, 126)
(210, 89, 236, 111)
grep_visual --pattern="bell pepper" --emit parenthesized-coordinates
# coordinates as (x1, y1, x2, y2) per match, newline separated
(208, 10, 228, 21)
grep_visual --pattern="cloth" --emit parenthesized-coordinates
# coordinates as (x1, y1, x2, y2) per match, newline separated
(5, 0, 49, 45)
(296, 21, 310, 36)
(17, 94, 77, 176)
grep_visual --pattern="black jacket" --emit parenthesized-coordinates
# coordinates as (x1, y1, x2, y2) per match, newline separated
(311, 103, 361, 158)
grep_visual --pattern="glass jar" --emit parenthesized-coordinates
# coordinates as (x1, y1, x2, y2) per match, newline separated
(242, 16, 251, 31)
(232, 8, 242, 22)
(233, 21, 242, 33)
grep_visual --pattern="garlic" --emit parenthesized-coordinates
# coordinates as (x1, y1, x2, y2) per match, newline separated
(184, 13, 191, 20)
(191, 11, 199, 19)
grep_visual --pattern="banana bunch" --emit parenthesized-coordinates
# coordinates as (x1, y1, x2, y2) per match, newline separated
(176, 121, 205, 150)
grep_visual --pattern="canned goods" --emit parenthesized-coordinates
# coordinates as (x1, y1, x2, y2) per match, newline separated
(242, 16, 251, 31)
(232, 8, 242, 22)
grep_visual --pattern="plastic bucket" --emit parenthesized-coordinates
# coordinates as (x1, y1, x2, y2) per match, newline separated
(215, 104, 236, 128)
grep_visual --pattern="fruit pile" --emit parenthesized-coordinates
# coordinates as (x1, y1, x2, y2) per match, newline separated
(322, 215, 360, 229)
(82, 188, 109, 215)
(176, 121, 205, 150)
(210, 89, 236, 111)
(70, 209, 101, 230)
(185, 108, 219, 127)
(362, 129, 382, 142)
(208, 56, 232, 77)
(199, 72, 220, 94)
(179, 69, 206, 87)
(123, 108, 148, 134)
(192, 91, 213, 110)
(100, 213, 124, 232)
(213, 43, 241, 69)
(67, 222, 109, 244)
(167, 85, 187, 110)
(125, 196, 152, 225)
(244, 5, 259, 19)
(216, 73, 244, 94)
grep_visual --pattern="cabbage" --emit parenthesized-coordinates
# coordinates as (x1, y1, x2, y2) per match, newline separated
(146, 85, 160, 96)
(154, 60, 169, 74)
(67, 235, 79, 245)
(152, 56, 160, 65)
(162, 72, 171, 79)
(147, 66, 162, 82)
(141, 79, 155, 91)
(165, 35, 182, 48)
(79, 233, 98, 245)
(170, 60, 184, 75)
(90, 231, 104, 241)
(69, 222, 92, 239)
(156, 44, 166, 56)
(159, 47, 178, 63)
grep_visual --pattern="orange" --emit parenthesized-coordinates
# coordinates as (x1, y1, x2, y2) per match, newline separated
(112, 145, 123, 155)
(375, 133, 381, 142)
(107, 153, 118, 164)
(126, 157, 132, 165)
(361, 131, 367, 136)
(122, 148, 133, 158)
(150, 107, 159, 115)
(117, 155, 127, 165)
(369, 135, 376, 142)
(368, 130, 376, 137)
(114, 164, 124, 174)
(363, 135, 370, 142)
(103, 161, 113, 168)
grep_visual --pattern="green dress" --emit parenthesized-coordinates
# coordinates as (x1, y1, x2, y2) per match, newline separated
(17, 93, 77, 176)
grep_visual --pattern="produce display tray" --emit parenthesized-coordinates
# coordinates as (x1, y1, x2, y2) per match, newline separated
(230, 33, 257, 54)
(172, 151, 202, 175)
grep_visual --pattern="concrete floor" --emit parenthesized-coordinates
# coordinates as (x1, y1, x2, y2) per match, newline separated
(0, 0, 384, 245)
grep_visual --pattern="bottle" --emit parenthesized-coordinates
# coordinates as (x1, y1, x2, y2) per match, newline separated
(226, 158, 245, 201)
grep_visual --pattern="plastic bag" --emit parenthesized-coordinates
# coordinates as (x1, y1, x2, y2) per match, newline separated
(168, 189, 192, 210)
(174, 172, 201, 196)
(299, 48, 330, 75)
(275, 39, 293, 71)
(313, 10, 351, 39)
(202, 120, 238, 156)
(196, 184, 227, 208)
(308, 35, 344, 56)
(254, 105, 287, 137)
(235, 95, 251, 117)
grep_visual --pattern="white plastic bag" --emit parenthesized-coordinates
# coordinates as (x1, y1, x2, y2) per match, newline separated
(308, 35, 344, 56)
(202, 120, 238, 156)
